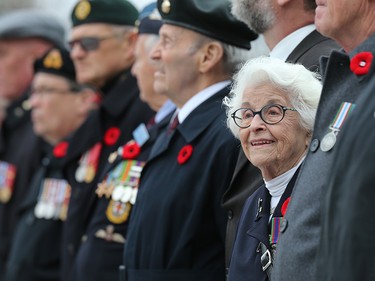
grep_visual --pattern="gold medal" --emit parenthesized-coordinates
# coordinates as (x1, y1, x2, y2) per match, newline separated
(85, 165, 96, 183)
(0, 188, 11, 203)
(106, 200, 131, 224)
(108, 151, 118, 164)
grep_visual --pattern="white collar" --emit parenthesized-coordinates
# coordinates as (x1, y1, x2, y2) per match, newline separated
(177, 80, 230, 123)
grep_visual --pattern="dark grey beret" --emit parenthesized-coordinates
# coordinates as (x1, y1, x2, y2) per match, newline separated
(0, 9, 66, 48)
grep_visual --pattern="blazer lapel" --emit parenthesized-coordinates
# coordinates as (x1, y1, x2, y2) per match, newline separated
(286, 30, 328, 63)
(246, 187, 271, 247)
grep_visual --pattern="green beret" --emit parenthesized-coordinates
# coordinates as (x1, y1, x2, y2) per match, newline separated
(34, 47, 76, 81)
(157, 0, 258, 50)
(71, 0, 139, 27)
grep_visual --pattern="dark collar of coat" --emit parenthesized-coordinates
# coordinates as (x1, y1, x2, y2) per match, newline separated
(177, 85, 230, 143)
(147, 85, 230, 161)
(100, 69, 139, 118)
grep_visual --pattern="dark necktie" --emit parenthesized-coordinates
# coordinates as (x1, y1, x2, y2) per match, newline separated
(167, 115, 179, 135)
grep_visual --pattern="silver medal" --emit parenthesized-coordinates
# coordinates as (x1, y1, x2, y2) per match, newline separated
(320, 131, 337, 152)
(129, 188, 138, 205)
(112, 185, 125, 201)
(121, 186, 133, 203)
(44, 202, 55, 219)
(75, 165, 86, 182)
(34, 202, 44, 219)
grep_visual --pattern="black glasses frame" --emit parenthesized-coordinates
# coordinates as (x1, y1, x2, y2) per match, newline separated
(231, 104, 297, 128)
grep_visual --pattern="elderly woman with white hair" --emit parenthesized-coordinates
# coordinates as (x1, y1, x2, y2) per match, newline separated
(223, 57, 322, 281)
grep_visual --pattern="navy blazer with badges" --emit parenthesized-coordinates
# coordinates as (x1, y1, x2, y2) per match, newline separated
(228, 168, 299, 281)
(222, 29, 339, 269)
(69, 111, 173, 281)
(4, 144, 69, 281)
(273, 35, 375, 281)
(61, 70, 154, 281)
(0, 93, 44, 280)
(124, 86, 241, 281)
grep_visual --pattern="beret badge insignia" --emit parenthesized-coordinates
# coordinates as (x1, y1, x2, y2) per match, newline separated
(161, 0, 171, 14)
(43, 49, 63, 69)
(75, 0, 91, 20)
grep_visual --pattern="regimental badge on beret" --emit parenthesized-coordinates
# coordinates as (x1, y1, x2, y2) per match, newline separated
(75, 0, 91, 21)
(43, 49, 63, 70)
(161, 0, 171, 14)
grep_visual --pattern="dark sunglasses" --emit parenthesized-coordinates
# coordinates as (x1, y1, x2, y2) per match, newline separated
(68, 34, 118, 52)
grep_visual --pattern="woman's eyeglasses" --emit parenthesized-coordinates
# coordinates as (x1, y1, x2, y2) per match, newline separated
(231, 104, 297, 128)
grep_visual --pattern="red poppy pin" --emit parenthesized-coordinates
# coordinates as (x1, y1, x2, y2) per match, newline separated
(350, 52, 373, 76)
(177, 144, 193, 165)
(281, 197, 291, 217)
(121, 140, 141, 160)
(53, 141, 69, 158)
(104, 127, 121, 146)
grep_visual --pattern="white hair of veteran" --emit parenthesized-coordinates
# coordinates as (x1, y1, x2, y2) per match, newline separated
(224, 56, 322, 138)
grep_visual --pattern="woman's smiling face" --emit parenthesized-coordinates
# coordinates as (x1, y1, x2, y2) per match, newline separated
(239, 83, 309, 180)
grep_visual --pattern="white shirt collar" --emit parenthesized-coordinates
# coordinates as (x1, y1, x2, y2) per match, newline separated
(270, 24, 316, 61)
(177, 80, 231, 123)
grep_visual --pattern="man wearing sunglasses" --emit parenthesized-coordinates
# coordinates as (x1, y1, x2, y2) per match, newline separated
(61, 0, 154, 280)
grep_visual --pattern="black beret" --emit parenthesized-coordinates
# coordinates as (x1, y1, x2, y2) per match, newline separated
(34, 47, 76, 81)
(157, 0, 258, 50)
(71, 0, 139, 27)
(137, 2, 163, 35)
(0, 9, 66, 48)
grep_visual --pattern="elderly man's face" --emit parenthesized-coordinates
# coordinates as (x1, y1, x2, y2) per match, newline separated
(29, 72, 93, 145)
(0, 40, 35, 101)
(131, 34, 167, 112)
(315, 0, 367, 43)
(70, 23, 134, 88)
(150, 24, 203, 108)
(230, 0, 275, 34)
(239, 83, 309, 181)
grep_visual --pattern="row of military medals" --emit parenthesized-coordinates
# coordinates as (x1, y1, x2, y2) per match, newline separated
(34, 178, 71, 221)
(97, 149, 145, 224)
(98, 123, 149, 224)
(0, 161, 16, 203)
(320, 102, 355, 152)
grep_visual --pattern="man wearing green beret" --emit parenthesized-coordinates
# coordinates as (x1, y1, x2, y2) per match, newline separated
(123, 0, 257, 280)
(4, 46, 97, 281)
(62, 0, 154, 280)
